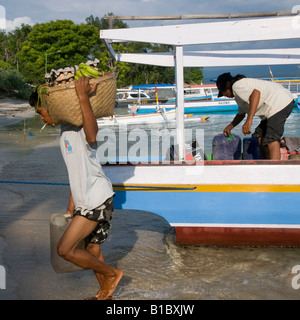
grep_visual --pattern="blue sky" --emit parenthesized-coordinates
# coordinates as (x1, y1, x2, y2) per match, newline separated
(1, 0, 299, 30)
(1, 0, 300, 80)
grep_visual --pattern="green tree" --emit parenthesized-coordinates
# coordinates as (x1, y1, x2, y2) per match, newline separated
(0, 60, 11, 68)
(17, 20, 99, 84)
(86, 13, 129, 30)
(185, 67, 203, 84)
(0, 24, 32, 69)
(0, 68, 32, 99)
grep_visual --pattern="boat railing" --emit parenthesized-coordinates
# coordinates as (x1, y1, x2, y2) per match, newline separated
(263, 77, 300, 92)
(277, 81, 300, 92)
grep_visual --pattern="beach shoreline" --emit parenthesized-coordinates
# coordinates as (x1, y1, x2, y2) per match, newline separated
(0, 98, 35, 127)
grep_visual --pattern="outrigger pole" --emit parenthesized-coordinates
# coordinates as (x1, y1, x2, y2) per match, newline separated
(100, 11, 300, 160)
(104, 10, 300, 28)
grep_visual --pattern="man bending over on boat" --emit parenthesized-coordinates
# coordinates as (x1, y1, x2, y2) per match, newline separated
(29, 77, 123, 300)
(217, 72, 294, 160)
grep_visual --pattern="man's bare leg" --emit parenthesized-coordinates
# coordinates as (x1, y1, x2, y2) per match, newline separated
(57, 216, 123, 300)
(257, 137, 269, 159)
(268, 140, 281, 160)
(86, 243, 106, 287)
(85, 243, 117, 299)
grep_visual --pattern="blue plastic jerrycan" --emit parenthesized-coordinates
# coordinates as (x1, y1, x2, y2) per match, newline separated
(212, 134, 241, 160)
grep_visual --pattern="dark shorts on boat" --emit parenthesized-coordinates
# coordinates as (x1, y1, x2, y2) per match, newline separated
(252, 100, 294, 146)
(74, 196, 114, 245)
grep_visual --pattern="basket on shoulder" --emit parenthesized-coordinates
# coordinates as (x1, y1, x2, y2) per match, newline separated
(38, 59, 116, 127)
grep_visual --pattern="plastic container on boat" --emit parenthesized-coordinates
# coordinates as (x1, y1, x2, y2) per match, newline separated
(50, 213, 85, 273)
(212, 134, 241, 160)
(242, 137, 263, 160)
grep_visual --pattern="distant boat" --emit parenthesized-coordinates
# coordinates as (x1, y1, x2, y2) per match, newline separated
(128, 98, 238, 114)
(116, 89, 168, 107)
(97, 109, 208, 126)
(131, 83, 218, 103)
(167, 84, 218, 102)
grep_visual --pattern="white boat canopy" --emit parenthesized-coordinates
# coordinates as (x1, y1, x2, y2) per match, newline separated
(100, 14, 300, 159)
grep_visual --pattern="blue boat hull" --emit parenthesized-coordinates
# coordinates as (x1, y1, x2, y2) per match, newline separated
(103, 161, 300, 246)
(113, 189, 300, 226)
(129, 102, 239, 114)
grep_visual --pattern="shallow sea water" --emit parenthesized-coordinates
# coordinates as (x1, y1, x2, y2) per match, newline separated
(102, 211, 300, 300)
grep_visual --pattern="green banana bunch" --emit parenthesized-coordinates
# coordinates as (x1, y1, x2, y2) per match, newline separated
(74, 63, 100, 80)
(79, 63, 100, 78)
(74, 70, 84, 80)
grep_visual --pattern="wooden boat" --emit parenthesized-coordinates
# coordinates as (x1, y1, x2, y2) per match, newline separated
(100, 12, 300, 246)
(103, 159, 300, 247)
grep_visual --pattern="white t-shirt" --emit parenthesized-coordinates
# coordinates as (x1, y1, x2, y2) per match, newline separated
(60, 124, 114, 211)
(233, 78, 294, 119)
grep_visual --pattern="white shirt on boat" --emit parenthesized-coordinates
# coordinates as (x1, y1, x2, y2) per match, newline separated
(233, 78, 294, 119)
(60, 123, 114, 211)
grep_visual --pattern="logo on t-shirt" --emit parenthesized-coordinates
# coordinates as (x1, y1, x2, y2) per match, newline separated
(64, 139, 72, 153)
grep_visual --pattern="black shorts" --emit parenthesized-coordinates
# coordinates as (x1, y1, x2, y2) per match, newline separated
(73, 196, 114, 245)
(252, 100, 294, 146)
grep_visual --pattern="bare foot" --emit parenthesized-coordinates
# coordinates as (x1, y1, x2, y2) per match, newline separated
(95, 269, 123, 300)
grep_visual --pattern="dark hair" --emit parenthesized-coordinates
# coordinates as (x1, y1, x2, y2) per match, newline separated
(216, 73, 246, 97)
(29, 89, 38, 108)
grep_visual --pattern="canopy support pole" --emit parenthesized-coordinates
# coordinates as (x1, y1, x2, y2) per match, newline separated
(174, 46, 185, 161)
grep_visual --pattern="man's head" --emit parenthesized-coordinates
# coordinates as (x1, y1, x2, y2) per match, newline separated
(29, 90, 55, 126)
(216, 72, 234, 98)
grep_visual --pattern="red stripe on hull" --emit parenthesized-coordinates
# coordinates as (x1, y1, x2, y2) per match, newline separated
(175, 226, 300, 247)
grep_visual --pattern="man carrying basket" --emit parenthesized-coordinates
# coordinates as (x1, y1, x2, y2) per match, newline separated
(29, 77, 123, 300)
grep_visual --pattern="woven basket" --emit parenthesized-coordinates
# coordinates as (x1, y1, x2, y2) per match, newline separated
(40, 72, 116, 126)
